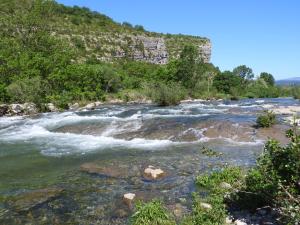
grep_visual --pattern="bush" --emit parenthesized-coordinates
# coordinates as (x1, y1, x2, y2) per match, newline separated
(256, 110, 276, 128)
(240, 126, 300, 224)
(6, 76, 45, 104)
(143, 82, 186, 106)
(131, 200, 175, 225)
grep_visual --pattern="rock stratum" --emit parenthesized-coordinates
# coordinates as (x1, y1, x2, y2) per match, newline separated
(49, 2, 212, 64)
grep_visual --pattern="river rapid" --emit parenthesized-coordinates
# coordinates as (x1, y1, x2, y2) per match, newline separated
(0, 98, 298, 224)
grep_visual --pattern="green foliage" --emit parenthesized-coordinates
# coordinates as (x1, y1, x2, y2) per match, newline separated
(174, 45, 199, 88)
(260, 72, 275, 86)
(240, 126, 300, 224)
(143, 82, 186, 106)
(6, 77, 45, 104)
(182, 167, 243, 225)
(233, 65, 254, 80)
(256, 110, 276, 128)
(131, 200, 175, 225)
(213, 71, 242, 94)
(200, 146, 223, 157)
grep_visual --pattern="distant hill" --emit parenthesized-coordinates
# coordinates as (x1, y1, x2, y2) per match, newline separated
(276, 77, 300, 86)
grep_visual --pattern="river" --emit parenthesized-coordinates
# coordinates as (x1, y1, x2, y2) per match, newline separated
(0, 98, 298, 224)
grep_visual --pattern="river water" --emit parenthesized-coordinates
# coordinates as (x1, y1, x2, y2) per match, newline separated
(0, 98, 298, 224)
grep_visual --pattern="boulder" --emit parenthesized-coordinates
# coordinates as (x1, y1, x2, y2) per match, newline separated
(69, 102, 80, 111)
(46, 103, 58, 112)
(0, 104, 9, 116)
(9, 104, 24, 115)
(123, 193, 136, 207)
(143, 165, 165, 179)
(84, 102, 96, 110)
(234, 220, 247, 225)
(9, 188, 63, 212)
(23, 103, 38, 115)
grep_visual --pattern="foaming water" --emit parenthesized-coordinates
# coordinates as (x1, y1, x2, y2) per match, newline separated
(0, 98, 297, 156)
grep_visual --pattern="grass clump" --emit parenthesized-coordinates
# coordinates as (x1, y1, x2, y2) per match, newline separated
(180, 167, 243, 225)
(200, 146, 223, 157)
(131, 199, 175, 225)
(256, 110, 276, 128)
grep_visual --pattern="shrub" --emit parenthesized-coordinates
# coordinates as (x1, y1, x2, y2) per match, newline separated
(238, 125, 300, 224)
(6, 76, 45, 104)
(143, 82, 186, 106)
(256, 110, 276, 128)
(131, 200, 175, 225)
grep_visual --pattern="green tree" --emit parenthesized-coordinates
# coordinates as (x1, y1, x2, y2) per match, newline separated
(260, 72, 275, 86)
(213, 71, 242, 94)
(233, 65, 254, 80)
(175, 44, 199, 87)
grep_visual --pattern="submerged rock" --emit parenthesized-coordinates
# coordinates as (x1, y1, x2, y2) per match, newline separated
(9, 188, 63, 212)
(80, 162, 140, 178)
(143, 165, 165, 179)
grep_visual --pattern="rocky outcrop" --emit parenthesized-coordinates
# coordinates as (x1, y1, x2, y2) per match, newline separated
(0, 103, 38, 116)
(63, 32, 211, 65)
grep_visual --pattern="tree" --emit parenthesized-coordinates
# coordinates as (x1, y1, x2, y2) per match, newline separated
(233, 65, 254, 80)
(260, 72, 275, 86)
(175, 44, 199, 87)
(213, 71, 242, 94)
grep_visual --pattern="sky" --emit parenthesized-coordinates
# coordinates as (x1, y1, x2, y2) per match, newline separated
(57, 0, 300, 80)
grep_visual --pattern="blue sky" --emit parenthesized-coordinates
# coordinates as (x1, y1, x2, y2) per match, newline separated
(57, 0, 300, 79)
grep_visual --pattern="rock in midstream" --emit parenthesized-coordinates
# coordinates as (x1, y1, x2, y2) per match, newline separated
(8, 188, 63, 212)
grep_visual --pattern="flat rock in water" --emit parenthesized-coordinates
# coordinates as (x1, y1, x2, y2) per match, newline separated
(9, 188, 63, 212)
(143, 165, 166, 179)
(80, 162, 140, 179)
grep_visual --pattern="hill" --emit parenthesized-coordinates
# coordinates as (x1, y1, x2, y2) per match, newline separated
(276, 77, 300, 86)
(0, 0, 211, 64)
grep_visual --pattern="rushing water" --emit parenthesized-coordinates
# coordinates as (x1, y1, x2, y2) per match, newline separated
(0, 98, 298, 224)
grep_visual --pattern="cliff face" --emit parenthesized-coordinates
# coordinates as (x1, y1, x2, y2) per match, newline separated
(61, 32, 211, 64)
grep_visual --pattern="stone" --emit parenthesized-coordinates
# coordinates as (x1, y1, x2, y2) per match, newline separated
(0, 104, 9, 116)
(172, 203, 186, 219)
(143, 165, 165, 179)
(69, 102, 80, 110)
(220, 182, 232, 189)
(10, 104, 24, 115)
(10, 188, 63, 212)
(123, 193, 136, 207)
(200, 202, 212, 210)
(46, 103, 58, 112)
(226, 217, 233, 224)
(234, 220, 247, 225)
(84, 102, 96, 110)
(23, 103, 38, 115)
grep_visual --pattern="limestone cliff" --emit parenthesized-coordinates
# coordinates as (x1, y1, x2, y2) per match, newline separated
(51, 3, 212, 64)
